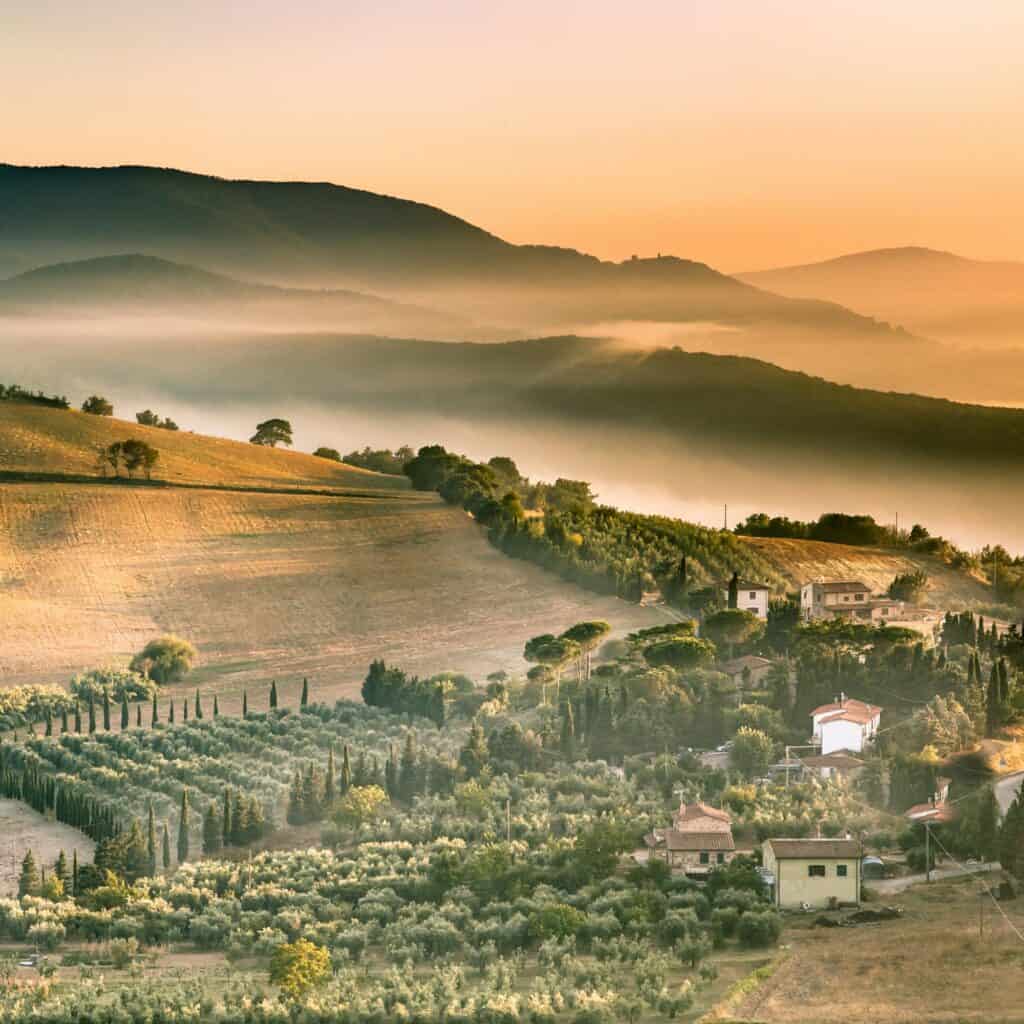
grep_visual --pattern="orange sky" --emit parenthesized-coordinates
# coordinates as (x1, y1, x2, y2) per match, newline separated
(6, 2, 1024, 270)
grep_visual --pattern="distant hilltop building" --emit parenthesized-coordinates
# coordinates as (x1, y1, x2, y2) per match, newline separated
(720, 580, 772, 620)
(811, 694, 881, 754)
(800, 579, 903, 623)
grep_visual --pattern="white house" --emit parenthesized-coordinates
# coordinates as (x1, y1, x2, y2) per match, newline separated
(801, 579, 904, 623)
(811, 695, 881, 754)
(721, 581, 771, 620)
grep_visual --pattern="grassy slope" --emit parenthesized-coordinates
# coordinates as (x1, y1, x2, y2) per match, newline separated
(0, 402, 407, 491)
(0, 404, 664, 693)
(743, 536, 990, 607)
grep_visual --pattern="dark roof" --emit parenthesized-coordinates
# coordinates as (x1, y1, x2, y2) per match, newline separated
(809, 580, 870, 593)
(722, 580, 771, 591)
(720, 655, 775, 676)
(802, 753, 864, 770)
(766, 838, 860, 859)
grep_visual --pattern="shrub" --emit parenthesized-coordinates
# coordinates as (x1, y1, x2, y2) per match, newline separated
(129, 635, 197, 684)
(71, 667, 157, 703)
(737, 909, 783, 947)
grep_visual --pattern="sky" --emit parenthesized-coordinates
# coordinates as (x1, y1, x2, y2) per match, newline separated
(5, 1, 1024, 270)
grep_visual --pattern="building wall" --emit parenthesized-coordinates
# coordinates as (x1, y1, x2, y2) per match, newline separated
(722, 588, 769, 619)
(820, 718, 865, 754)
(654, 848, 734, 871)
(765, 853, 860, 909)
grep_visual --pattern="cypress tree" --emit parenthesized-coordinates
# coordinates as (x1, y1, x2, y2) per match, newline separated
(270, 680, 278, 710)
(203, 802, 222, 854)
(385, 744, 398, 798)
(147, 802, 157, 876)
(242, 691, 249, 718)
(102, 690, 111, 731)
(222, 789, 232, 848)
(341, 744, 353, 795)
(73, 701, 81, 734)
(287, 769, 303, 825)
(177, 789, 190, 864)
(152, 694, 159, 726)
(121, 695, 130, 730)
(325, 746, 337, 804)
(87, 696, 96, 734)
(230, 791, 246, 846)
(60, 706, 69, 734)
(301, 677, 309, 708)
(72, 849, 79, 897)
(18, 850, 40, 897)
(169, 701, 175, 725)
(560, 700, 576, 757)
(183, 698, 189, 721)
(195, 690, 203, 719)
(398, 732, 418, 800)
(987, 663, 1001, 736)
(54, 850, 70, 890)
(136, 703, 142, 728)
(162, 824, 171, 870)
(213, 695, 220, 718)
(44, 711, 53, 737)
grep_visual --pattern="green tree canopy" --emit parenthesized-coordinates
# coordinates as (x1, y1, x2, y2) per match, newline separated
(250, 418, 293, 447)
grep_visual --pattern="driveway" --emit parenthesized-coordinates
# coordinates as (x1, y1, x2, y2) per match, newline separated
(869, 861, 1000, 894)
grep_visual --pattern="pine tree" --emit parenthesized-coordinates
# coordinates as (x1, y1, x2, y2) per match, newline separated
(203, 802, 222, 854)
(162, 824, 171, 870)
(152, 694, 159, 726)
(325, 747, 337, 804)
(177, 789, 190, 864)
(147, 802, 157, 876)
(213, 695, 220, 718)
(340, 744, 352, 794)
(18, 850, 40, 897)
(195, 690, 203, 719)
(270, 680, 278, 710)
(87, 696, 96, 734)
(301, 677, 309, 708)
(121, 694, 130, 730)
(242, 691, 249, 718)
(102, 690, 111, 731)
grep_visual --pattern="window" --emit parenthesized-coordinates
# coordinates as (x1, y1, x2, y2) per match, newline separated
(808, 864, 826, 877)
(855, 593, 865, 602)
(837, 864, 848, 877)
(699, 852, 710, 864)
(749, 591, 757, 600)
(717, 852, 725, 864)
(747, 606, 759, 613)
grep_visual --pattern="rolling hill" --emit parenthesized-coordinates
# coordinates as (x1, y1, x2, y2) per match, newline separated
(0, 401, 666, 693)
(739, 247, 1024, 346)
(0, 254, 473, 338)
(0, 163, 908, 339)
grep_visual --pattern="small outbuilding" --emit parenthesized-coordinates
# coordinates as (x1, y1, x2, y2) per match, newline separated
(762, 837, 861, 909)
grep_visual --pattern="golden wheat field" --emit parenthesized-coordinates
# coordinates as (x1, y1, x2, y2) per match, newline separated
(0, 402, 405, 492)
(0, 480, 667, 700)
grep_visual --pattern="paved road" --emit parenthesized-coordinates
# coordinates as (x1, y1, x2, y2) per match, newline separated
(995, 770, 1024, 817)
(869, 861, 1000, 894)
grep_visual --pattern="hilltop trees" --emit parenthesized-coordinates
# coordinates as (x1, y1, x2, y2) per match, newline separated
(250, 418, 293, 447)
(135, 409, 179, 430)
(130, 635, 196, 684)
(312, 447, 341, 461)
(95, 439, 160, 479)
(82, 395, 113, 416)
(702, 608, 765, 659)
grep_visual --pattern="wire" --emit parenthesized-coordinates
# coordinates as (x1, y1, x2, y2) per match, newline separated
(926, 828, 1024, 945)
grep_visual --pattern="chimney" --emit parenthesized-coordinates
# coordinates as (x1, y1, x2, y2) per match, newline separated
(839, 692, 846, 707)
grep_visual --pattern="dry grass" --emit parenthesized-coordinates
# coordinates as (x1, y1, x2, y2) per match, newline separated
(730, 875, 1024, 1023)
(0, 799, 94, 896)
(0, 481, 665, 702)
(743, 536, 990, 608)
(0, 402, 406, 492)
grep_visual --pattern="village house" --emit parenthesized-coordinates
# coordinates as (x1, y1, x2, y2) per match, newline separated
(644, 801, 736, 875)
(800, 750, 865, 782)
(800, 579, 904, 623)
(811, 694, 881, 754)
(762, 837, 861, 909)
(905, 777, 956, 824)
(721, 581, 771, 620)
(719, 654, 776, 690)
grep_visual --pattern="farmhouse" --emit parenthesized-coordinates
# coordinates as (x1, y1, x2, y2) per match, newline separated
(801, 750, 864, 782)
(719, 654, 775, 689)
(644, 801, 736, 874)
(722, 580, 771, 620)
(762, 837, 861, 909)
(811, 694, 881, 754)
(801, 579, 904, 623)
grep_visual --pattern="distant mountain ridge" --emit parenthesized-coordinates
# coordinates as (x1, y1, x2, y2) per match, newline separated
(0, 163, 909, 339)
(739, 246, 1024, 345)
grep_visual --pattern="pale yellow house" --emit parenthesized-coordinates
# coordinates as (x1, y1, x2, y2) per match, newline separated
(644, 802, 736, 875)
(762, 838, 861, 909)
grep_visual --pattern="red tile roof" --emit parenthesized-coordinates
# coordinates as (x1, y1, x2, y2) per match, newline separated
(765, 838, 860, 858)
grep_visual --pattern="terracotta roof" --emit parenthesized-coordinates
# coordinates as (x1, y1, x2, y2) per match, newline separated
(721, 580, 771, 592)
(665, 830, 736, 852)
(765, 838, 860, 859)
(675, 802, 732, 830)
(811, 698, 881, 718)
(905, 802, 957, 824)
(819, 707, 879, 726)
(808, 580, 870, 593)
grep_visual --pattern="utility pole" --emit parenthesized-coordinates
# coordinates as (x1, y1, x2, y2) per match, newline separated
(925, 822, 931, 883)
